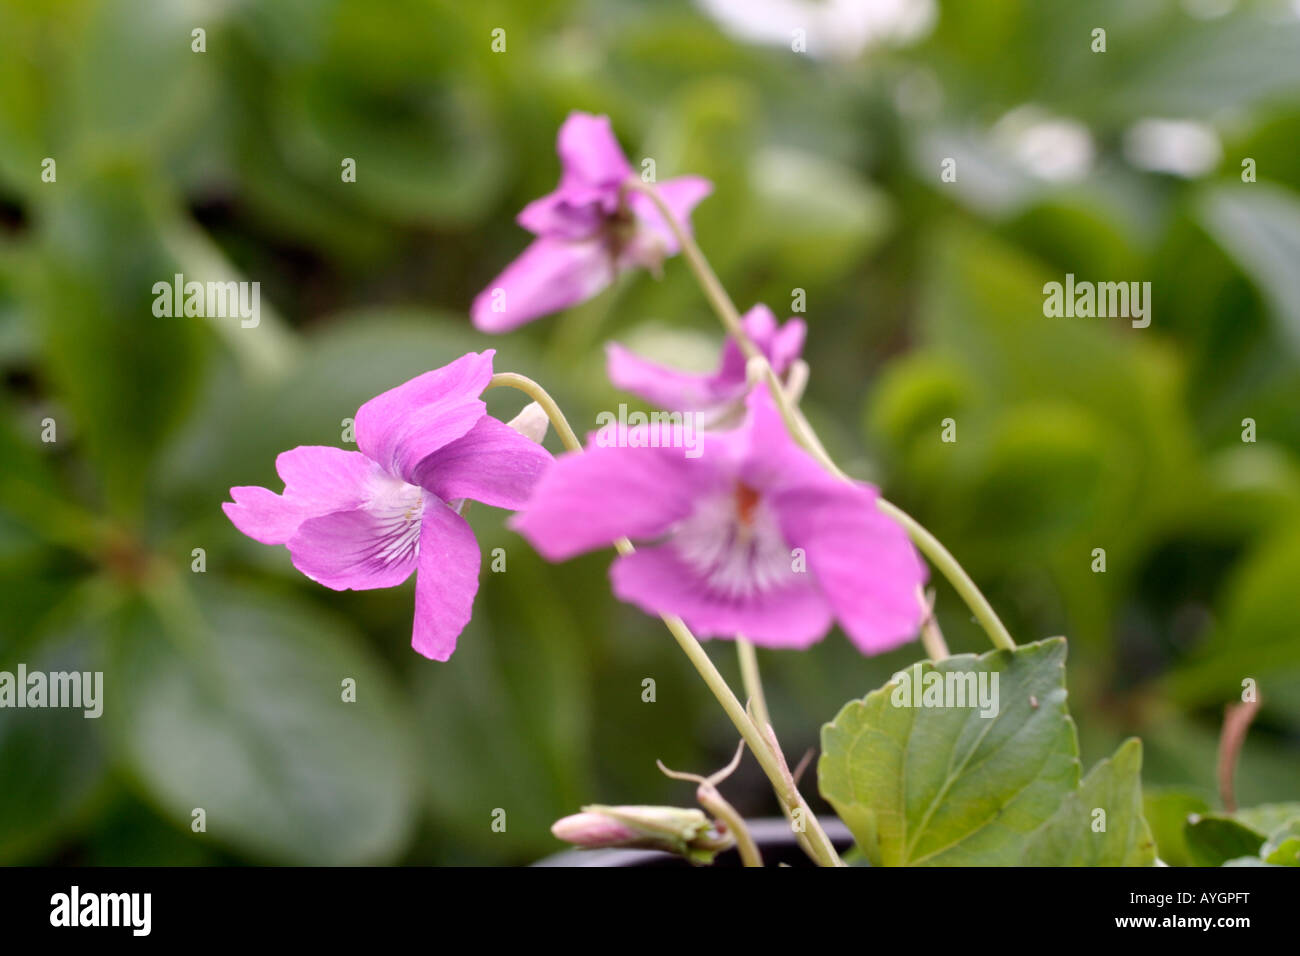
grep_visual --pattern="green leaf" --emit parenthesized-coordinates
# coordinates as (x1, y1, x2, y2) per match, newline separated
(1261, 819, 1300, 867)
(1020, 738, 1156, 866)
(0, 632, 108, 863)
(869, 353, 973, 436)
(66, 0, 217, 155)
(262, 0, 504, 228)
(108, 581, 418, 864)
(1099, 13, 1300, 120)
(1236, 802, 1300, 836)
(31, 173, 209, 515)
(899, 226, 1202, 649)
(964, 404, 1113, 543)
(1183, 815, 1266, 867)
(82, 794, 223, 866)
(1143, 789, 1212, 867)
(1199, 184, 1300, 358)
(745, 147, 892, 281)
(1231, 804, 1300, 868)
(818, 638, 1080, 866)
(1172, 527, 1300, 702)
(0, 4, 49, 197)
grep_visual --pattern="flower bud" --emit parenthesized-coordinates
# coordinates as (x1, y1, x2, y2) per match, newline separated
(506, 401, 549, 444)
(551, 804, 733, 864)
(550, 812, 639, 847)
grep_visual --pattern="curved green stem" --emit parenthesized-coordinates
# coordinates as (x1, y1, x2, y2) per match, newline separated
(657, 614, 840, 865)
(625, 179, 1016, 654)
(697, 786, 763, 868)
(622, 179, 756, 358)
(736, 637, 771, 730)
(917, 588, 951, 661)
(487, 372, 583, 450)
(877, 500, 1015, 651)
(489, 372, 844, 866)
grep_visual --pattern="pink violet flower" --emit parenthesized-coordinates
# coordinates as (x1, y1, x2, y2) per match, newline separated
(605, 304, 806, 417)
(471, 111, 713, 333)
(512, 383, 926, 653)
(222, 350, 552, 661)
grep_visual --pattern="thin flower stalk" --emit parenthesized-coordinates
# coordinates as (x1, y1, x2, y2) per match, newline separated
(489, 372, 845, 866)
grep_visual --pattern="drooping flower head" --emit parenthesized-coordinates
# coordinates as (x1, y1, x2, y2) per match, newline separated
(605, 304, 805, 419)
(223, 351, 552, 661)
(513, 384, 925, 653)
(472, 112, 713, 333)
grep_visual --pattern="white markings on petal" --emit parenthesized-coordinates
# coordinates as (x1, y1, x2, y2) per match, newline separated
(364, 473, 426, 571)
(671, 482, 794, 598)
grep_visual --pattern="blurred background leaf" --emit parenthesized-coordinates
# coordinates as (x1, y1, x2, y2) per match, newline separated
(108, 581, 418, 865)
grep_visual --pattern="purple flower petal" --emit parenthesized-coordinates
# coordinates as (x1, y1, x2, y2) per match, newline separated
(474, 115, 713, 330)
(735, 383, 834, 491)
(604, 342, 737, 411)
(604, 305, 802, 412)
(720, 305, 806, 380)
(285, 470, 427, 590)
(743, 303, 778, 340)
(511, 430, 729, 561)
(766, 315, 806, 375)
(740, 388, 927, 653)
(412, 414, 553, 510)
(223, 486, 307, 546)
(625, 175, 714, 257)
(609, 545, 832, 648)
(516, 190, 606, 239)
(412, 496, 481, 661)
(511, 114, 630, 248)
(354, 351, 495, 483)
(773, 480, 926, 654)
(223, 446, 375, 545)
(555, 112, 634, 192)
(471, 236, 615, 333)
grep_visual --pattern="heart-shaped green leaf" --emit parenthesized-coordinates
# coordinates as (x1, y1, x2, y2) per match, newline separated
(819, 638, 1080, 866)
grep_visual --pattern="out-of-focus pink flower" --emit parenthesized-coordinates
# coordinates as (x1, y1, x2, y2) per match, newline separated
(472, 112, 712, 333)
(513, 384, 926, 654)
(605, 304, 805, 416)
(223, 351, 552, 661)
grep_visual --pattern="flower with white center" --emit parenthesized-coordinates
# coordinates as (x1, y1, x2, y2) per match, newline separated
(513, 384, 926, 653)
(223, 350, 553, 660)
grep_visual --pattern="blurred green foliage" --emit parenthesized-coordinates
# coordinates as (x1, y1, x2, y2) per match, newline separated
(1, 0, 1297, 864)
